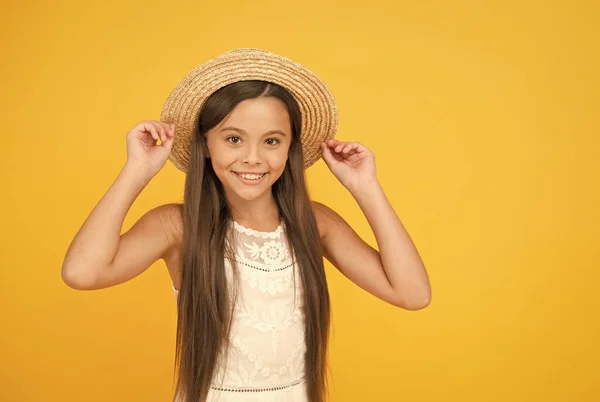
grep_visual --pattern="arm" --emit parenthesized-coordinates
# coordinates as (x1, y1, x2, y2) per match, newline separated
(62, 120, 176, 290)
(61, 163, 179, 290)
(318, 139, 431, 310)
(315, 194, 430, 310)
(353, 181, 431, 308)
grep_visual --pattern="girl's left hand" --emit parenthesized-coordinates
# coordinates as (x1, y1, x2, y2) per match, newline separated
(320, 139, 377, 193)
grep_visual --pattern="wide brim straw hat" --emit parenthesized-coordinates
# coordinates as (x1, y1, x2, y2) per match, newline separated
(160, 48, 339, 173)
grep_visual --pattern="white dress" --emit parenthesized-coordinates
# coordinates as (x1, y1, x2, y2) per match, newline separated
(172, 220, 308, 402)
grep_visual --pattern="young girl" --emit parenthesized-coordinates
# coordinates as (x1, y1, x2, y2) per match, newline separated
(62, 48, 431, 402)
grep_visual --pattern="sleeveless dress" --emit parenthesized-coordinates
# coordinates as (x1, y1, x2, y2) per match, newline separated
(171, 219, 308, 402)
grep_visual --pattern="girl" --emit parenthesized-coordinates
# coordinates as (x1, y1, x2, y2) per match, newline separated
(62, 48, 431, 402)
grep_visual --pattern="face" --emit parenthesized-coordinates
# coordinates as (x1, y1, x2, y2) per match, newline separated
(205, 96, 292, 203)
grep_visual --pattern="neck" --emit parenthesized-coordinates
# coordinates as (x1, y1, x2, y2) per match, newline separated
(226, 189, 280, 231)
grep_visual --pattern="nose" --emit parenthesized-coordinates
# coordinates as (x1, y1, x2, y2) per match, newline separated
(242, 143, 263, 166)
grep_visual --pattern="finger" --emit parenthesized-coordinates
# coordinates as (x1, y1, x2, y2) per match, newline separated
(147, 121, 162, 143)
(341, 143, 354, 154)
(335, 142, 347, 153)
(142, 122, 159, 142)
(321, 142, 339, 165)
(321, 143, 344, 164)
(326, 139, 342, 150)
(161, 122, 173, 138)
(320, 142, 334, 165)
(161, 124, 169, 143)
(153, 121, 166, 143)
(162, 133, 174, 150)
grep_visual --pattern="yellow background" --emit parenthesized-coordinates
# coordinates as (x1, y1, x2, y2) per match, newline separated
(1, 0, 598, 400)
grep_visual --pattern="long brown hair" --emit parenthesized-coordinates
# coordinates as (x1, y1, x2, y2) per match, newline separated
(173, 80, 331, 402)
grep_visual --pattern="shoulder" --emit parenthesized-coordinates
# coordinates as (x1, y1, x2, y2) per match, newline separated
(310, 200, 345, 241)
(145, 203, 183, 262)
(159, 203, 184, 247)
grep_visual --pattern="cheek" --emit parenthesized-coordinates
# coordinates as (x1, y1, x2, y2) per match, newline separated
(209, 156, 233, 182)
(209, 146, 235, 170)
(268, 152, 288, 172)
(265, 157, 288, 184)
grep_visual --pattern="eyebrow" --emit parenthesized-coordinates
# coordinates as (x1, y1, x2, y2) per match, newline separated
(220, 126, 287, 136)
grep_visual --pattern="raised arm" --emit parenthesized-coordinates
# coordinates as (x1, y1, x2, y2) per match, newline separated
(318, 139, 431, 310)
(61, 120, 176, 290)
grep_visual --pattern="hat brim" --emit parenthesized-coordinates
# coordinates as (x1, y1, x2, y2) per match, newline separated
(160, 48, 339, 173)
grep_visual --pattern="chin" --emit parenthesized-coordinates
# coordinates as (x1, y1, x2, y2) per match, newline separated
(230, 186, 272, 202)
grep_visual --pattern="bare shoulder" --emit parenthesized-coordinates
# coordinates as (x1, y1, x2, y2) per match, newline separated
(310, 200, 345, 241)
(158, 202, 184, 247)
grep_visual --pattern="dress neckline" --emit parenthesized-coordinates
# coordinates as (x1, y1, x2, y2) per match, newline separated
(230, 219, 284, 239)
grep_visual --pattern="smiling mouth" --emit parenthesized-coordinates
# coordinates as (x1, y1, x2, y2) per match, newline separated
(232, 171, 267, 181)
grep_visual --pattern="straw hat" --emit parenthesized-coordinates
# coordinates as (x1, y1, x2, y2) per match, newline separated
(160, 48, 339, 173)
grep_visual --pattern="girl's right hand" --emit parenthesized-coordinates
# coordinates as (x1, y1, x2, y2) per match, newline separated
(124, 120, 175, 178)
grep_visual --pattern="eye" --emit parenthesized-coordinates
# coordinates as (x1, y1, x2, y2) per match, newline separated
(266, 138, 280, 146)
(226, 136, 241, 144)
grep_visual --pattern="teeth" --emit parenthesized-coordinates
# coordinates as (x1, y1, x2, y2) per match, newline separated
(237, 173, 264, 180)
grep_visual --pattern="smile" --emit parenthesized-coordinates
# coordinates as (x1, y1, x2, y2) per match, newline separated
(233, 171, 268, 185)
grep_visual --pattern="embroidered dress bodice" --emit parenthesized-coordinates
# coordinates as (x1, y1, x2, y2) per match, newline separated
(171, 219, 307, 400)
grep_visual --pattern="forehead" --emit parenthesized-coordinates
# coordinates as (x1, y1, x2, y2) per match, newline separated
(217, 97, 291, 132)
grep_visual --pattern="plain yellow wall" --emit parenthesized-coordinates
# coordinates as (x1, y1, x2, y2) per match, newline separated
(1, 0, 598, 400)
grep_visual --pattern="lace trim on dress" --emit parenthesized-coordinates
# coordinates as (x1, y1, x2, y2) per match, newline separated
(231, 220, 284, 239)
